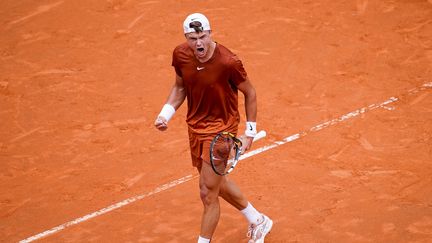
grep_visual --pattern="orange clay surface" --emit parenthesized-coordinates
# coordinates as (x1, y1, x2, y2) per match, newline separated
(1, 1, 432, 242)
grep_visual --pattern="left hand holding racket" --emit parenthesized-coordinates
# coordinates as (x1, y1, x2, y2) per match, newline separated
(239, 135, 254, 154)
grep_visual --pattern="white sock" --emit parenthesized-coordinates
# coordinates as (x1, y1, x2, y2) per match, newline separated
(198, 236, 211, 243)
(240, 202, 263, 225)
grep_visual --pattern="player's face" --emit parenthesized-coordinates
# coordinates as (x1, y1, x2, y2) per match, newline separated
(185, 31, 212, 59)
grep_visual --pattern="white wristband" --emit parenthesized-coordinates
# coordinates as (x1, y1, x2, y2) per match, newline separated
(158, 104, 176, 122)
(245, 121, 257, 137)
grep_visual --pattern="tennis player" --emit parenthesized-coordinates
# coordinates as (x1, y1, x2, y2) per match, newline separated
(154, 13, 273, 243)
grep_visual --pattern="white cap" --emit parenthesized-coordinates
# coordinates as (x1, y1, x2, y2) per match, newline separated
(183, 13, 211, 34)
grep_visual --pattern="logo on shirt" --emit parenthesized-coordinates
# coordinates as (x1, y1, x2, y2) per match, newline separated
(197, 66, 205, 71)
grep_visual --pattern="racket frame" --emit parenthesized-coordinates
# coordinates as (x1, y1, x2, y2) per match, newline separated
(209, 132, 242, 176)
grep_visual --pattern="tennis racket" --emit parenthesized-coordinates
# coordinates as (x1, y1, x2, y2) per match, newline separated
(210, 130, 267, 176)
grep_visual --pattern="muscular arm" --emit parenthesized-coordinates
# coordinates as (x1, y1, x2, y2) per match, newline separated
(165, 74, 186, 109)
(237, 78, 258, 151)
(237, 78, 257, 122)
(154, 74, 186, 131)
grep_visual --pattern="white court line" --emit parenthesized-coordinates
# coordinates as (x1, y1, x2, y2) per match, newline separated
(19, 175, 198, 243)
(19, 82, 431, 243)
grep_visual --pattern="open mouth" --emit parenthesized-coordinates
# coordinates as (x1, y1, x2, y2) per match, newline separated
(195, 47, 205, 57)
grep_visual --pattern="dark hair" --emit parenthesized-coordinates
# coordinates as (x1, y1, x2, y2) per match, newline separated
(189, 21, 204, 32)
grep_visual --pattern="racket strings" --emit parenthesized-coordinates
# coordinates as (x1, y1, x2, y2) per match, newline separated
(210, 132, 243, 175)
(212, 138, 233, 160)
(212, 135, 237, 174)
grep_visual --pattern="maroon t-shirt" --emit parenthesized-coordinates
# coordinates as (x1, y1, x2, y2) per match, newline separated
(172, 42, 248, 137)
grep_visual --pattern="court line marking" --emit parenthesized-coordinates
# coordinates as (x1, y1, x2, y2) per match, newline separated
(8, 1, 64, 26)
(19, 81, 431, 243)
(19, 175, 198, 243)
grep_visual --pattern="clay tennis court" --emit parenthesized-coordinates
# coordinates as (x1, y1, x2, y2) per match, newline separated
(1, 0, 432, 242)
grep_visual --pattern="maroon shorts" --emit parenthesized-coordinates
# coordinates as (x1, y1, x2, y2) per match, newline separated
(188, 127, 238, 169)
(188, 132, 213, 169)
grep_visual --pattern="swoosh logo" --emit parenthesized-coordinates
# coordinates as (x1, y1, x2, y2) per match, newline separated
(197, 67, 205, 71)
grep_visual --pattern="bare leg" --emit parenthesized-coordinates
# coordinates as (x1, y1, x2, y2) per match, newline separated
(198, 161, 223, 238)
(219, 177, 248, 210)
(218, 174, 262, 225)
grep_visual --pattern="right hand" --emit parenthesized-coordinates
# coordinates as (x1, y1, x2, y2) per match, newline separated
(154, 116, 168, 131)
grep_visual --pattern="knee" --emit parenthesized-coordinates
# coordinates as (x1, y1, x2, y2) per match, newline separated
(199, 185, 218, 207)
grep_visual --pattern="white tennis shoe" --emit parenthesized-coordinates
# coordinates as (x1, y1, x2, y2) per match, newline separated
(247, 214, 273, 243)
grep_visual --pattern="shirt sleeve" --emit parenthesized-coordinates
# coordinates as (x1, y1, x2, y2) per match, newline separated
(172, 48, 183, 77)
(229, 55, 248, 86)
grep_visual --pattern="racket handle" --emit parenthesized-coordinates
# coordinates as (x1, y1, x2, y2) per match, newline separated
(253, 130, 267, 142)
(239, 130, 266, 153)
